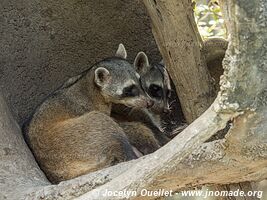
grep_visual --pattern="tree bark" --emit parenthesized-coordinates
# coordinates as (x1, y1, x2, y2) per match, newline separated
(215, 0, 267, 198)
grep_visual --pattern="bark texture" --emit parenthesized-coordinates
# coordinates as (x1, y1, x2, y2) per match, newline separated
(214, 1, 267, 197)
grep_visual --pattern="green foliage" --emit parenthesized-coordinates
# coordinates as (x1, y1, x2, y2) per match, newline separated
(193, 0, 226, 39)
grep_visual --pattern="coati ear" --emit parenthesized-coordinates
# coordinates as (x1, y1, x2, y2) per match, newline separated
(134, 52, 150, 75)
(94, 67, 111, 88)
(115, 43, 127, 59)
(162, 67, 171, 90)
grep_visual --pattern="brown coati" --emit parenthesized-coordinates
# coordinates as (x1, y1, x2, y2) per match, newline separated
(23, 44, 153, 183)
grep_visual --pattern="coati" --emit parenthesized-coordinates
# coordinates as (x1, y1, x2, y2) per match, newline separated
(24, 44, 154, 183)
(111, 46, 174, 155)
(112, 38, 228, 151)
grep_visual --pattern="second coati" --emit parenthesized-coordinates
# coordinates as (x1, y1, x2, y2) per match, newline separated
(23, 44, 154, 183)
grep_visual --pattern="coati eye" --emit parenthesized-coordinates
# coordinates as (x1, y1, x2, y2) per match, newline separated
(122, 85, 140, 97)
(148, 84, 163, 99)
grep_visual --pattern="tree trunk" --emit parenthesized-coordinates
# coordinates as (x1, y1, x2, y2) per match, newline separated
(0, 0, 266, 199)
(143, 0, 216, 123)
(214, 0, 267, 198)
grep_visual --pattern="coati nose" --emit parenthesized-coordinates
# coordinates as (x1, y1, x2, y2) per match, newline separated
(147, 100, 154, 108)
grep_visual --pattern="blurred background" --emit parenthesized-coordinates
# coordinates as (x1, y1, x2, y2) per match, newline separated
(194, 0, 226, 39)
